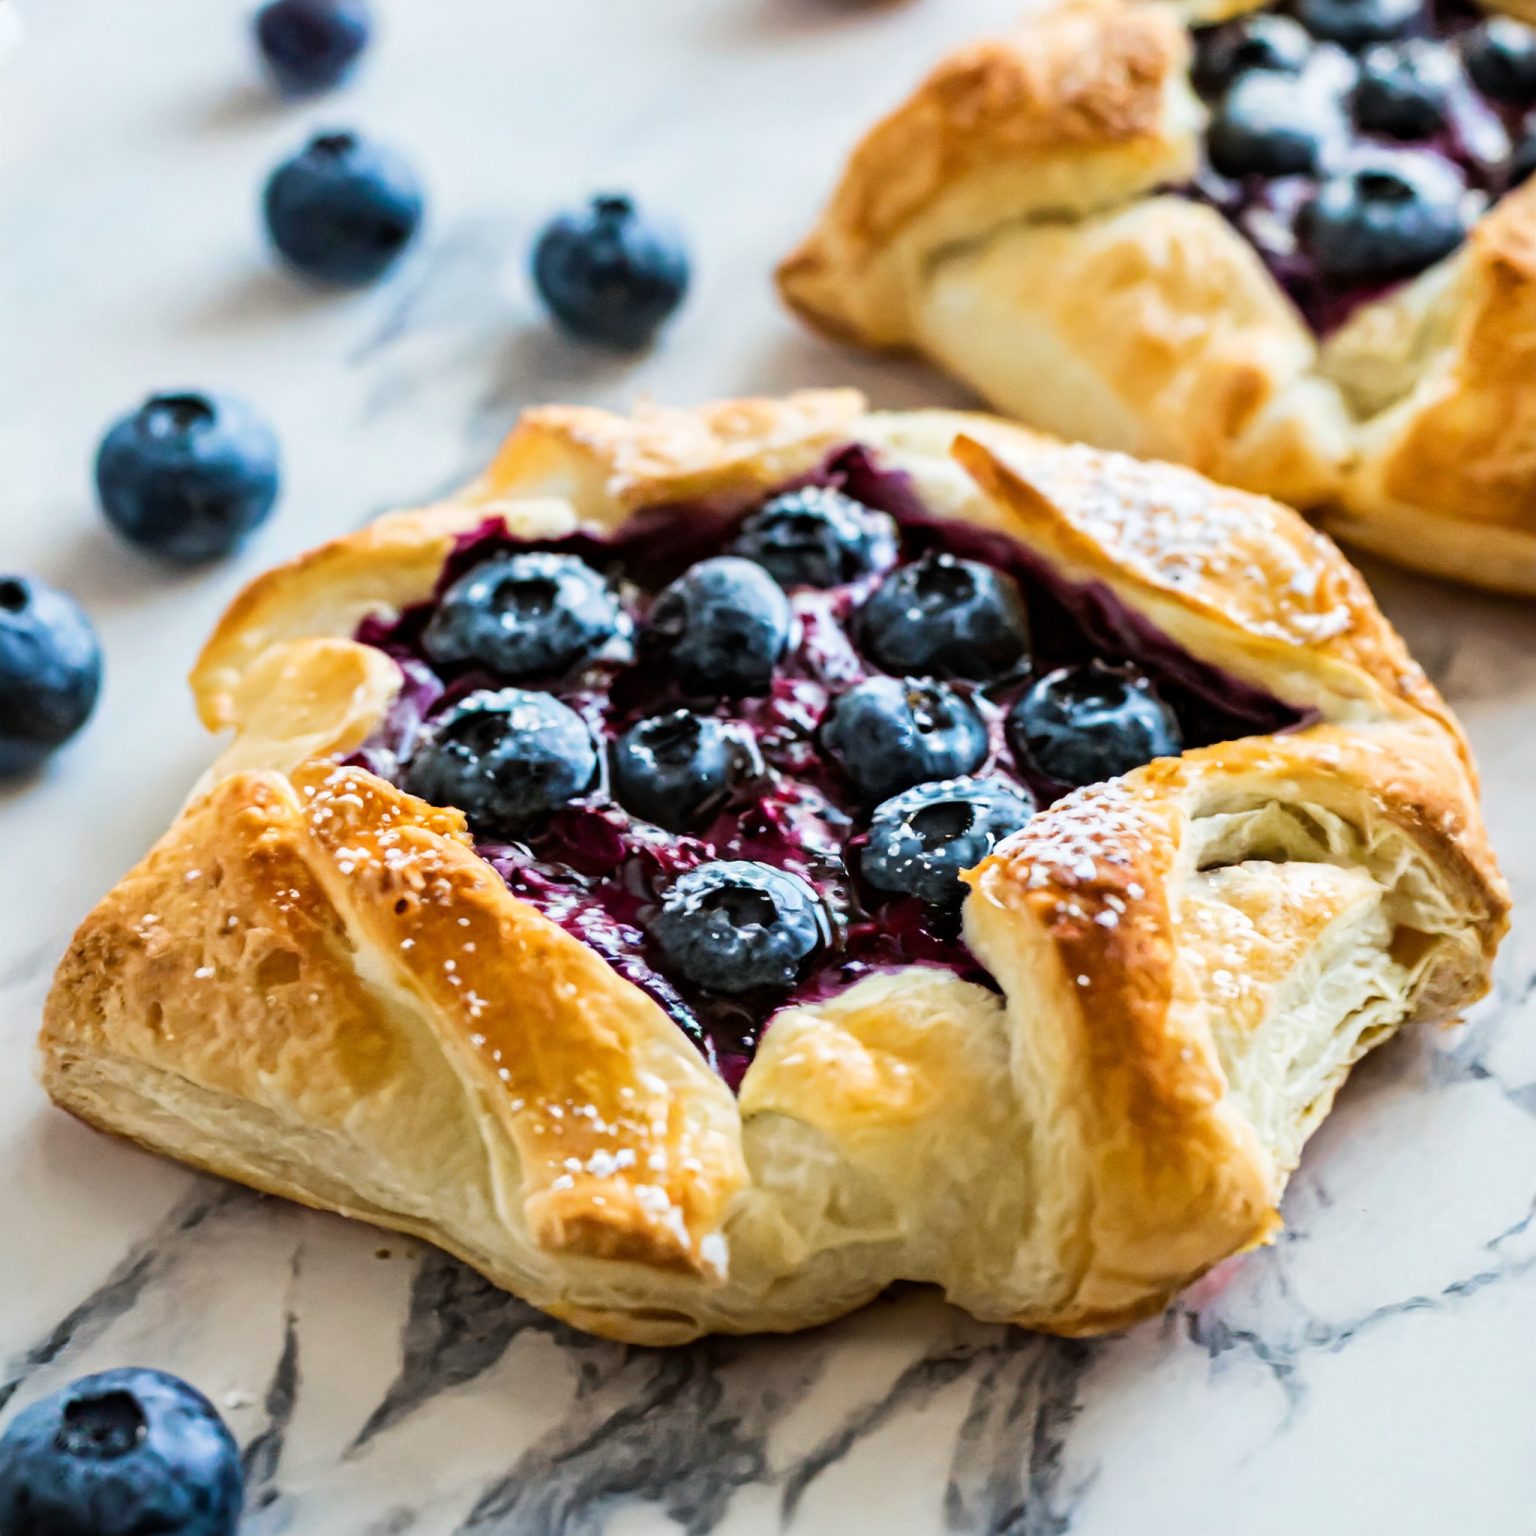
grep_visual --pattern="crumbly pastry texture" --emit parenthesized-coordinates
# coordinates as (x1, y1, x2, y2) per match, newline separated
(778, 0, 1536, 595)
(42, 392, 1507, 1343)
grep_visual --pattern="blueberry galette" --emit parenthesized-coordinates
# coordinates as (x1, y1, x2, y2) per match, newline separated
(42, 392, 1507, 1343)
(780, 0, 1536, 595)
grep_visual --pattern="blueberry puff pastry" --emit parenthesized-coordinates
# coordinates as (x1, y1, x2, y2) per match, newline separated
(42, 391, 1507, 1343)
(780, 0, 1536, 595)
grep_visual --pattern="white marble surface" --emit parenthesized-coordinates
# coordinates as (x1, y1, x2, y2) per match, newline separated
(4, 2, 1536, 1532)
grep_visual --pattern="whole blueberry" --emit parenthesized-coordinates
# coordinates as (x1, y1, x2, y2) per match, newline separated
(650, 861, 829, 995)
(1293, 0, 1422, 48)
(403, 688, 597, 837)
(857, 553, 1029, 683)
(1192, 15, 1313, 97)
(1303, 152, 1471, 278)
(263, 130, 423, 286)
(861, 778, 1035, 910)
(1509, 128, 1536, 188)
(423, 552, 625, 680)
(646, 556, 791, 697)
(1007, 662, 1182, 788)
(255, 0, 371, 96)
(0, 577, 102, 777)
(95, 392, 280, 563)
(1464, 17, 1536, 104)
(1206, 73, 1329, 177)
(822, 676, 988, 802)
(0, 1368, 243, 1536)
(531, 194, 689, 350)
(729, 487, 899, 590)
(612, 710, 760, 832)
(1353, 41, 1456, 138)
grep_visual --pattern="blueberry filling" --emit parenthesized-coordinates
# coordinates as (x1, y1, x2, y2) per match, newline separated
(1187, 0, 1533, 334)
(352, 445, 1304, 1086)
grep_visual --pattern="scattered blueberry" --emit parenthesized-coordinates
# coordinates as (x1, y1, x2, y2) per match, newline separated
(1509, 128, 1536, 188)
(263, 130, 423, 286)
(646, 556, 791, 697)
(255, 0, 371, 97)
(1206, 73, 1329, 178)
(1192, 15, 1313, 97)
(729, 487, 898, 590)
(1007, 662, 1182, 788)
(531, 194, 689, 350)
(858, 553, 1029, 682)
(403, 688, 597, 836)
(0, 577, 102, 777)
(1352, 41, 1456, 138)
(1292, 0, 1421, 48)
(861, 778, 1034, 910)
(422, 551, 625, 680)
(822, 676, 988, 802)
(0, 1368, 242, 1536)
(95, 392, 280, 562)
(1463, 16, 1536, 104)
(612, 710, 760, 832)
(1303, 151, 1471, 279)
(650, 861, 829, 995)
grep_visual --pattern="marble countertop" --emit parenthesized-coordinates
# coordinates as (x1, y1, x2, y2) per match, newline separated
(4, 2, 1535, 1531)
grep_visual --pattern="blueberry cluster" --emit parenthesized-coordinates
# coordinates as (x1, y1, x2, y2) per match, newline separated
(1191, 0, 1536, 327)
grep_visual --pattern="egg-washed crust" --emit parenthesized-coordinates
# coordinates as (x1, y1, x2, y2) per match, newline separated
(777, 0, 1536, 594)
(43, 393, 1507, 1343)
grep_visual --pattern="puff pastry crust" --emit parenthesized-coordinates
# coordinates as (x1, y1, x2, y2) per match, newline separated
(42, 392, 1507, 1343)
(778, 0, 1536, 595)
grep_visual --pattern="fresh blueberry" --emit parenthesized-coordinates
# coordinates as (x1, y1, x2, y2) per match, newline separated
(403, 688, 597, 836)
(1303, 151, 1471, 278)
(95, 392, 280, 562)
(645, 556, 791, 697)
(0, 1368, 242, 1536)
(1207, 73, 1329, 177)
(531, 194, 689, 350)
(263, 130, 423, 287)
(1192, 15, 1313, 97)
(822, 676, 988, 802)
(612, 710, 760, 832)
(861, 778, 1035, 910)
(650, 861, 829, 995)
(729, 487, 899, 590)
(0, 577, 102, 777)
(1352, 41, 1456, 138)
(1292, 0, 1421, 48)
(857, 553, 1029, 683)
(1463, 17, 1536, 104)
(1007, 662, 1182, 788)
(255, 0, 371, 96)
(1509, 128, 1536, 188)
(422, 552, 625, 680)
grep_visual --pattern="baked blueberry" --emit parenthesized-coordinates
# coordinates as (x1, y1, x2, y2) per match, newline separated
(1463, 17, 1536, 104)
(1303, 152, 1471, 279)
(403, 688, 597, 836)
(95, 392, 280, 562)
(1353, 41, 1456, 138)
(1007, 661, 1181, 788)
(1293, 0, 1421, 48)
(612, 710, 759, 832)
(858, 553, 1029, 682)
(531, 194, 689, 351)
(0, 1368, 242, 1536)
(1207, 73, 1329, 178)
(861, 778, 1034, 909)
(0, 577, 102, 777)
(422, 552, 625, 679)
(822, 676, 988, 802)
(263, 130, 423, 286)
(646, 556, 791, 697)
(651, 861, 829, 994)
(1192, 15, 1313, 97)
(255, 0, 371, 96)
(730, 486, 899, 590)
